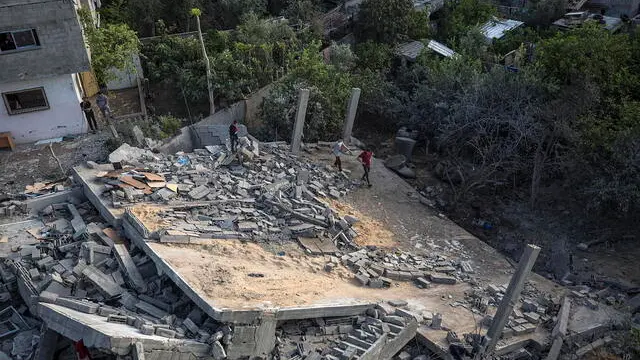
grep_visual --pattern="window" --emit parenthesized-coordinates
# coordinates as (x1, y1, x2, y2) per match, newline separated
(0, 29, 40, 53)
(2, 88, 49, 115)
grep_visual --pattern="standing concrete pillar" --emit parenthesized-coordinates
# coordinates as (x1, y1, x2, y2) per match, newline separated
(291, 88, 310, 154)
(342, 88, 361, 145)
(484, 244, 541, 354)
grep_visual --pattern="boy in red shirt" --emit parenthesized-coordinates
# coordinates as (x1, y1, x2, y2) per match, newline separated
(357, 149, 373, 187)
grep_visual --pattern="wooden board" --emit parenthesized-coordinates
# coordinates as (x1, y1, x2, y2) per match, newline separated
(147, 182, 167, 188)
(0, 132, 15, 151)
(103, 228, 124, 245)
(141, 172, 165, 182)
(119, 176, 150, 190)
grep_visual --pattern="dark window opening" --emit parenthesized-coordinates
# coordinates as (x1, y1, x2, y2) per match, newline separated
(2, 88, 49, 115)
(0, 29, 40, 53)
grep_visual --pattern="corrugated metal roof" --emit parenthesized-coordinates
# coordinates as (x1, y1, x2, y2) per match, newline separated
(427, 40, 456, 58)
(396, 41, 425, 61)
(480, 18, 524, 40)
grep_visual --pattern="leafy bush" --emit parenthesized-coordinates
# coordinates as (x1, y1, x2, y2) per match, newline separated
(159, 115, 183, 139)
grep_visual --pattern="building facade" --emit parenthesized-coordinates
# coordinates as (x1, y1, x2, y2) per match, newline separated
(0, 0, 93, 144)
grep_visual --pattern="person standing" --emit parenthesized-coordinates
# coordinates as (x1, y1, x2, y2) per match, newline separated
(95, 91, 111, 120)
(229, 120, 239, 152)
(80, 97, 98, 133)
(332, 140, 351, 172)
(357, 148, 373, 187)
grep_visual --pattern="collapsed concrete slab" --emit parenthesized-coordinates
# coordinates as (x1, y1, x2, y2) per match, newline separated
(38, 302, 211, 356)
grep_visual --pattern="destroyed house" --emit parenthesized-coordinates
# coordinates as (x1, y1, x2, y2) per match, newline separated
(0, 0, 95, 144)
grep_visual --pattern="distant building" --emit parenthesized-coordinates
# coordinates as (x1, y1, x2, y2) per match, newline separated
(480, 18, 524, 42)
(586, 0, 640, 17)
(0, 0, 96, 144)
(552, 11, 623, 32)
(396, 39, 456, 64)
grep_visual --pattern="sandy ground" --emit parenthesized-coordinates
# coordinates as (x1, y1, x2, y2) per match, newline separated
(327, 199, 398, 248)
(150, 239, 466, 309)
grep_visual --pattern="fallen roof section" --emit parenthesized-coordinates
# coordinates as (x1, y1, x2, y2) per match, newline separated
(481, 18, 524, 40)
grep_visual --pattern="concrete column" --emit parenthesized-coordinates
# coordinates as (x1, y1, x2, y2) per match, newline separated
(484, 244, 541, 353)
(290, 88, 310, 154)
(342, 88, 361, 145)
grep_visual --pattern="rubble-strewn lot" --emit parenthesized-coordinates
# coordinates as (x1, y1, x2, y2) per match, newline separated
(0, 138, 635, 359)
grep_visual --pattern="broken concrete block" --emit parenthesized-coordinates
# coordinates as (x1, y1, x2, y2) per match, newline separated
(135, 301, 168, 319)
(431, 313, 442, 329)
(355, 274, 369, 286)
(523, 312, 540, 324)
(56, 298, 99, 314)
(429, 274, 457, 285)
(210, 341, 226, 360)
(416, 277, 431, 288)
(382, 316, 406, 326)
(82, 265, 124, 297)
(155, 328, 176, 338)
(188, 185, 211, 200)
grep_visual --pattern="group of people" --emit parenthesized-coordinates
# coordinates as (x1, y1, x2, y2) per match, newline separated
(333, 140, 373, 187)
(80, 91, 111, 133)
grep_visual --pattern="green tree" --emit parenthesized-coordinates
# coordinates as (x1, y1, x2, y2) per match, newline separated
(78, 8, 140, 85)
(355, 41, 393, 72)
(408, 9, 432, 40)
(355, 0, 414, 44)
(439, 0, 496, 42)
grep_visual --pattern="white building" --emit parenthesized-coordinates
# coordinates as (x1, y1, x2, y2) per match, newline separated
(0, 0, 95, 144)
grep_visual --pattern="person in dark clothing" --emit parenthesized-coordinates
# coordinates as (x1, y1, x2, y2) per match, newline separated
(229, 120, 239, 152)
(357, 148, 373, 187)
(80, 97, 98, 133)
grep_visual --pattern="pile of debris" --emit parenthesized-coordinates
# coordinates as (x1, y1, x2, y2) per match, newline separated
(0, 198, 25, 219)
(4, 201, 239, 357)
(339, 248, 476, 289)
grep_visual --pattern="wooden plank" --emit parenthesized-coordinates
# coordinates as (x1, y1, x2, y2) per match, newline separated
(0, 132, 15, 151)
(141, 172, 165, 182)
(119, 176, 149, 190)
(147, 182, 167, 188)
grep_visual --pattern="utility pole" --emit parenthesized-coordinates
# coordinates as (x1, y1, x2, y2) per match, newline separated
(191, 8, 215, 116)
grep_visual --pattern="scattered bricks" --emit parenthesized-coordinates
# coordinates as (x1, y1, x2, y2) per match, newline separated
(501, 327, 514, 339)
(376, 302, 395, 316)
(446, 331, 460, 344)
(460, 261, 474, 273)
(237, 222, 259, 232)
(429, 274, 457, 285)
(586, 299, 599, 310)
(511, 325, 527, 335)
(388, 300, 408, 307)
(210, 341, 226, 360)
(140, 325, 155, 335)
(379, 277, 393, 287)
(355, 274, 369, 286)
(487, 284, 502, 295)
(435, 266, 456, 274)
(416, 277, 431, 288)
(82, 265, 124, 297)
(38, 291, 58, 304)
(156, 188, 177, 201)
(98, 306, 119, 317)
(369, 278, 384, 288)
(188, 185, 211, 200)
(382, 316, 406, 327)
(385, 270, 413, 281)
(56, 298, 99, 314)
(344, 215, 359, 224)
(512, 309, 524, 318)
(108, 314, 128, 324)
(31, 248, 41, 260)
(28, 268, 40, 281)
(431, 313, 443, 329)
(155, 328, 177, 338)
(369, 264, 384, 276)
(523, 312, 540, 324)
(119, 292, 138, 310)
(395, 308, 423, 323)
(522, 299, 539, 312)
(324, 263, 335, 272)
(397, 351, 411, 360)
(183, 318, 199, 334)
(135, 301, 169, 319)
(329, 189, 340, 199)
(521, 323, 537, 334)
(36, 256, 54, 270)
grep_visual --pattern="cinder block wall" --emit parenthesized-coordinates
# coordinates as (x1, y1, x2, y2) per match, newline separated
(0, 0, 90, 83)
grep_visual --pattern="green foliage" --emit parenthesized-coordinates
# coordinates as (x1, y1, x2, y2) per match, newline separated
(283, 0, 321, 28)
(537, 23, 631, 86)
(355, 0, 414, 44)
(491, 27, 545, 56)
(159, 115, 183, 138)
(408, 9, 432, 40)
(328, 42, 357, 72)
(259, 41, 353, 141)
(78, 8, 140, 85)
(190, 8, 202, 17)
(355, 40, 393, 72)
(439, 0, 496, 42)
(220, 0, 268, 26)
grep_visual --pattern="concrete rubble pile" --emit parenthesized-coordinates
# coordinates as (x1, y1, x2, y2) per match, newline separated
(276, 301, 419, 360)
(2, 201, 245, 358)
